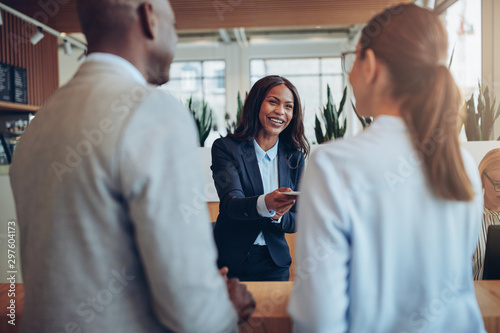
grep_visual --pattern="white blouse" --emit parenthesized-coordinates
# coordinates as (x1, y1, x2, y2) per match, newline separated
(288, 116, 485, 333)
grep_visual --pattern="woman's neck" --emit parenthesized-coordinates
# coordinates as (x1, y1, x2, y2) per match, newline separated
(371, 95, 403, 118)
(255, 132, 278, 152)
(484, 197, 500, 213)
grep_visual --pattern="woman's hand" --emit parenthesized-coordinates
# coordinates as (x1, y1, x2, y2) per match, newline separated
(265, 187, 296, 216)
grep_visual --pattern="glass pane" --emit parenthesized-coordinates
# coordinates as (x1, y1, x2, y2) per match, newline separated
(169, 61, 202, 80)
(284, 76, 321, 113)
(203, 61, 226, 78)
(164, 77, 202, 94)
(204, 94, 226, 129)
(321, 75, 344, 107)
(321, 58, 342, 74)
(264, 58, 320, 76)
(250, 60, 266, 77)
(203, 78, 226, 94)
(444, 0, 481, 99)
(250, 76, 261, 87)
(292, 76, 322, 145)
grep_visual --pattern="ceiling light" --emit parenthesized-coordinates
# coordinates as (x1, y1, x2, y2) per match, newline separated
(233, 28, 248, 47)
(238, 28, 248, 46)
(0, 3, 87, 51)
(30, 27, 44, 45)
(63, 39, 72, 55)
(218, 28, 231, 44)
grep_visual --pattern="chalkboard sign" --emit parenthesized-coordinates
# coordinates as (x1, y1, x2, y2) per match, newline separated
(0, 63, 12, 102)
(12, 66, 28, 104)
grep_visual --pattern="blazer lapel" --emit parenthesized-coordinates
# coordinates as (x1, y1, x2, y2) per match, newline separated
(278, 142, 290, 189)
(240, 140, 264, 195)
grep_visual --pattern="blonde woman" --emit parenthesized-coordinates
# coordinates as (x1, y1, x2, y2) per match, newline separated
(473, 148, 500, 279)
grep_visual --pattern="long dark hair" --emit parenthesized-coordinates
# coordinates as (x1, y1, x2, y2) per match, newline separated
(359, 4, 473, 201)
(230, 75, 310, 157)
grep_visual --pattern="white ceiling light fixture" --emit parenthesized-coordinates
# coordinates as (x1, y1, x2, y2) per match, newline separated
(218, 28, 231, 44)
(30, 27, 45, 45)
(63, 39, 72, 55)
(238, 28, 248, 47)
(233, 28, 248, 47)
(0, 2, 87, 51)
(233, 28, 241, 44)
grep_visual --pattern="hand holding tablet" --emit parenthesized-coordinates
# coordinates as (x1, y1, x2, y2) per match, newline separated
(279, 191, 300, 200)
(280, 191, 300, 196)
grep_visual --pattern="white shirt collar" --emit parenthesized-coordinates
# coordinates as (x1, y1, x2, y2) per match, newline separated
(85, 52, 147, 86)
(253, 138, 279, 161)
(372, 115, 406, 129)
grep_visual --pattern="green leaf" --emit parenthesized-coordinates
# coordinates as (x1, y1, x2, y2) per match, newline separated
(314, 84, 348, 143)
(236, 91, 244, 126)
(187, 96, 213, 147)
(338, 87, 347, 116)
(225, 91, 247, 135)
(314, 114, 325, 144)
(464, 95, 479, 141)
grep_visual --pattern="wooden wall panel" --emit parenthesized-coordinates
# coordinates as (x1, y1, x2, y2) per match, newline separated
(4, 0, 413, 33)
(0, 10, 59, 106)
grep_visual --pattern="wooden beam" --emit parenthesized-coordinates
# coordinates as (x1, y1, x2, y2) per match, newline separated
(1, 0, 413, 33)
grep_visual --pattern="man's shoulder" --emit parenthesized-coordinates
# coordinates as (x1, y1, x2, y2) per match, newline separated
(133, 88, 189, 124)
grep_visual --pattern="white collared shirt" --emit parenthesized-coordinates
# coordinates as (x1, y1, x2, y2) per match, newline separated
(254, 139, 281, 245)
(85, 52, 147, 86)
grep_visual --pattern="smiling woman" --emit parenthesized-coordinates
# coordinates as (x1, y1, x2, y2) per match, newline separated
(257, 84, 294, 149)
(210, 75, 309, 281)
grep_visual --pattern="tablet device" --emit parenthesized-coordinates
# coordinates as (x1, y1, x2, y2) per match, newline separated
(280, 191, 300, 196)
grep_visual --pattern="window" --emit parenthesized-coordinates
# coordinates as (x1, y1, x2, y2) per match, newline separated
(163, 60, 226, 140)
(443, 0, 481, 99)
(250, 57, 344, 143)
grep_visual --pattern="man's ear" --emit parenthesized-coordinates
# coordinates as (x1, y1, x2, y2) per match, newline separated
(362, 48, 378, 85)
(139, 2, 156, 39)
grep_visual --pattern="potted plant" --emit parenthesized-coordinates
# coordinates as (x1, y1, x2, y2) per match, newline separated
(314, 85, 347, 144)
(187, 96, 213, 147)
(463, 83, 500, 141)
(225, 91, 246, 135)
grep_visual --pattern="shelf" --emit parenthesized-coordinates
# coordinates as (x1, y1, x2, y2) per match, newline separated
(0, 101, 39, 112)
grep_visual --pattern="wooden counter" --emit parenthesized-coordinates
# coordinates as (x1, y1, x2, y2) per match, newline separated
(475, 280, 500, 332)
(2, 281, 500, 333)
(239, 281, 500, 333)
(239, 282, 293, 333)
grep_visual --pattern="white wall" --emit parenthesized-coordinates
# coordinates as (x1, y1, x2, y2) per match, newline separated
(58, 46, 85, 87)
(482, 0, 500, 138)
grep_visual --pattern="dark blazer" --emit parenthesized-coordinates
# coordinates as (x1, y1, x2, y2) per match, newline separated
(211, 136, 305, 269)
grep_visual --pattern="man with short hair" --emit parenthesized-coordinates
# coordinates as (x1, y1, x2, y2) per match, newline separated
(10, 1, 255, 332)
